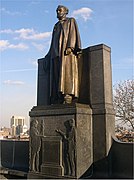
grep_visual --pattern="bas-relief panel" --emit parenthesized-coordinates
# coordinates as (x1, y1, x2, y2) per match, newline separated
(30, 109, 92, 177)
(31, 115, 75, 136)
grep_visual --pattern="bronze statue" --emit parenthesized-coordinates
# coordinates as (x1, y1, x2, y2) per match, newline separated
(44, 5, 81, 104)
(56, 119, 76, 176)
(30, 120, 41, 172)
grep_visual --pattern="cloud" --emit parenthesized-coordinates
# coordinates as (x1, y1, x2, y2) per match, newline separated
(3, 80, 25, 85)
(30, 1, 40, 5)
(2, 69, 36, 73)
(0, 7, 22, 16)
(29, 1, 40, 5)
(0, 29, 13, 34)
(8, 43, 28, 50)
(0, 28, 52, 41)
(0, 40, 29, 51)
(0, 28, 52, 52)
(31, 60, 38, 67)
(27, 58, 38, 67)
(32, 42, 45, 51)
(72, 7, 93, 21)
(16, 29, 52, 40)
(0, 40, 9, 50)
(113, 57, 134, 70)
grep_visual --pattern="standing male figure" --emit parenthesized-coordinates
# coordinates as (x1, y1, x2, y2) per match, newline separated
(44, 5, 81, 104)
(55, 119, 76, 176)
(30, 120, 41, 172)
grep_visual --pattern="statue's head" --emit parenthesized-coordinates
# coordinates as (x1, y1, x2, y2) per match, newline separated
(68, 119, 75, 127)
(56, 5, 69, 20)
(30, 119, 38, 128)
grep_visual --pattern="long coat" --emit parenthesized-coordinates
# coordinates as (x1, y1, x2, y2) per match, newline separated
(45, 17, 81, 101)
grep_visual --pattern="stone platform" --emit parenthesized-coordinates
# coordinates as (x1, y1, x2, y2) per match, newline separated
(28, 104, 93, 179)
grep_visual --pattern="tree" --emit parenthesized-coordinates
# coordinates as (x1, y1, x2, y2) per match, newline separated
(113, 80, 134, 129)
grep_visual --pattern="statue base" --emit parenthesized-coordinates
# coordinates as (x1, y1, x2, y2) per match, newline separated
(28, 103, 93, 179)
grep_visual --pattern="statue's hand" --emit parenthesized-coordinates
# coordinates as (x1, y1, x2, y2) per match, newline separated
(76, 49, 82, 58)
(65, 47, 72, 55)
(55, 129, 59, 133)
(55, 129, 61, 133)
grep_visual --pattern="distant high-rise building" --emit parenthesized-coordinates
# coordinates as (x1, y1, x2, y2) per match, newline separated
(12, 124, 16, 136)
(10, 116, 25, 127)
(23, 125, 28, 134)
(16, 125, 23, 136)
(10, 116, 25, 136)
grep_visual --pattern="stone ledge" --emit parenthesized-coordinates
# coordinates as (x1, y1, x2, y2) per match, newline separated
(92, 108, 115, 115)
(0, 168, 27, 178)
(88, 44, 111, 52)
(28, 171, 75, 179)
(29, 103, 92, 116)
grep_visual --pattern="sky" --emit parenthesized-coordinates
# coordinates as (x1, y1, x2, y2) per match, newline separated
(0, 0, 133, 128)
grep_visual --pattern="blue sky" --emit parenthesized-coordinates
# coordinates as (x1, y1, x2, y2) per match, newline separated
(0, 0, 133, 127)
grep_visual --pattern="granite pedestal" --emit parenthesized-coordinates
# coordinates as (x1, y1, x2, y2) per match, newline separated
(28, 104, 92, 179)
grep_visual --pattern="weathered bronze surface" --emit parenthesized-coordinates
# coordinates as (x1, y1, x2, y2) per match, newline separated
(44, 5, 81, 104)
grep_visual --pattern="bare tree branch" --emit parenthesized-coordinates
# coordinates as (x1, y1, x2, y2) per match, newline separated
(113, 80, 134, 129)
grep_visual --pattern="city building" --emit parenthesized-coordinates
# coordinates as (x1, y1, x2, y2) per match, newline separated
(0, 127, 11, 139)
(10, 116, 28, 136)
(11, 124, 16, 136)
(10, 116, 25, 127)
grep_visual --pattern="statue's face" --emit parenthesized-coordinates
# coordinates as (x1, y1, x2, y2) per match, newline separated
(57, 7, 66, 20)
(33, 120, 38, 128)
(69, 119, 74, 127)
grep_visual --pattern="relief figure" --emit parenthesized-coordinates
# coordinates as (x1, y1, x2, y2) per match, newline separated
(56, 119, 76, 176)
(30, 119, 41, 172)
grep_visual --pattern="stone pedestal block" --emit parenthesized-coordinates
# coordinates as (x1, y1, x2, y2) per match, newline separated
(89, 44, 113, 109)
(41, 136, 64, 176)
(88, 44, 115, 162)
(75, 44, 115, 162)
(28, 104, 92, 179)
(37, 58, 50, 105)
(33, 43, 115, 177)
